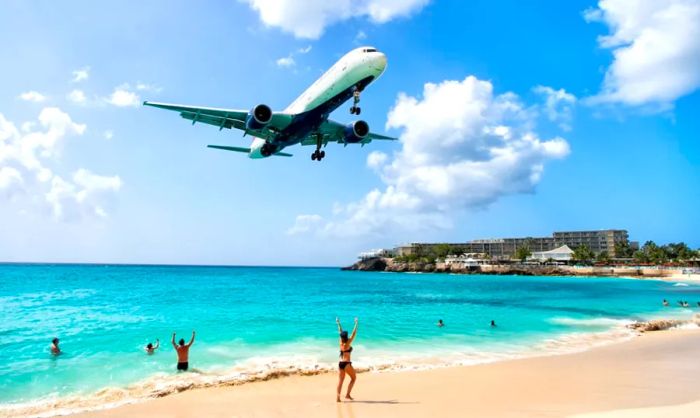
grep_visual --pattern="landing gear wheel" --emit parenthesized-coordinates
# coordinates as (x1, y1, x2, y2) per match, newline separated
(355, 107, 361, 115)
(319, 150, 325, 158)
(350, 106, 356, 114)
(311, 152, 317, 161)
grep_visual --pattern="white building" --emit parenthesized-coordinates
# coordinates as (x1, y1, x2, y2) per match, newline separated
(529, 245, 574, 262)
(444, 253, 490, 267)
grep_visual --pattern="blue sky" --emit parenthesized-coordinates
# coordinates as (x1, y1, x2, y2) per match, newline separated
(1, 0, 698, 266)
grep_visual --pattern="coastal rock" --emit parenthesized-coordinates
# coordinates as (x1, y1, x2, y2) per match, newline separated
(342, 257, 387, 271)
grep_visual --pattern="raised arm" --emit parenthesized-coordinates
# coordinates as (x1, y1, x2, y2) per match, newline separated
(187, 331, 196, 347)
(171, 333, 177, 349)
(154, 339, 160, 350)
(349, 318, 358, 343)
(336, 317, 343, 334)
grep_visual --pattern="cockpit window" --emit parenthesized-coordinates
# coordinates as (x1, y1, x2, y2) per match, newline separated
(363, 48, 377, 53)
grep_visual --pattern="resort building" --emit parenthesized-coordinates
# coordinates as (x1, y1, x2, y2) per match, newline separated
(552, 230, 629, 257)
(444, 253, 491, 268)
(387, 229, 631, 260)
(358, 248, 396, 260)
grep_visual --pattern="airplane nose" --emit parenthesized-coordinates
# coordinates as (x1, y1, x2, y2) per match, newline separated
(373, 53, 387, 72)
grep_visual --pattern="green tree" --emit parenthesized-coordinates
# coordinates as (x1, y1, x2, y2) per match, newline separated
(663, 242, 694, 261)
(596, 251, 611, 264)
(573, 245, 595, 264)
(514, 245, 531, 262)
(431, 244, 453, 260)
(614, 241, 634, 258)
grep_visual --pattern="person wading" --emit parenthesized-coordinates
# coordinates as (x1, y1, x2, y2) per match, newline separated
(171, 331, 195, 371)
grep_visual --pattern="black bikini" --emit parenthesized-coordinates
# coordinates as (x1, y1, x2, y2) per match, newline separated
(338, 346, 353, 370)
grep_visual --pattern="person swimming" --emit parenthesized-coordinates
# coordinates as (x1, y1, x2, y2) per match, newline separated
(437, 319, 444, 327)
(663, 299, 669, 307)
(146, 339, 159, 354)
(490, 320, 497, 327)
(50, 338, 60, 355)
(336, 317, 358, 402)
(171, 331, 195, 371)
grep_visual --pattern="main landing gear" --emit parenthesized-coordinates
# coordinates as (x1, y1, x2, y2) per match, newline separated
(311, 134, 325, 161)
(311, 149, 325, 161)
(349, 86, 362, 115)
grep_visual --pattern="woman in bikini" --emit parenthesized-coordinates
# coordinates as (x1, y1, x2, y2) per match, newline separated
(335, 317, 358, 402)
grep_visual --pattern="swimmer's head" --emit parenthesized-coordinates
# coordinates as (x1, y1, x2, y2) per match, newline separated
(179, 338, 185, 346)
(52, 338, 59, 345)
(340, 331, 349, 342)
(147, 343, 153, 349)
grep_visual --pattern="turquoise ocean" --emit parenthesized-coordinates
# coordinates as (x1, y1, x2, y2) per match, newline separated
(1, 264, 699, 415)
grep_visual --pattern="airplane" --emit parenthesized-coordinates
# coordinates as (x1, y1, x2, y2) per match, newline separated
(143, 46, 396, 161)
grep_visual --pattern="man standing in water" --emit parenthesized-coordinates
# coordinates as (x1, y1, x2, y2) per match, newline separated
(171, 331, 195, 371)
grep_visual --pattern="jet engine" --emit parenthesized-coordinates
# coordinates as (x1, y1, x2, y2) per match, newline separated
(245, 104, 273, 130)
(343, 120, 370, 143)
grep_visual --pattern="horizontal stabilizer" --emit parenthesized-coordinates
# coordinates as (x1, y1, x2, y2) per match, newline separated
(207, 145, 293, 157)
(207, 145, 250, 153)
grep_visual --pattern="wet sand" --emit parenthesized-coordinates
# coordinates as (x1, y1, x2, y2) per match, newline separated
(70, 329, 700, 418)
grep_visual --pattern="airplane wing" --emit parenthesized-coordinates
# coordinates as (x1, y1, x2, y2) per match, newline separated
(143, 101, 293, 136)
(300, 118, 397, 147)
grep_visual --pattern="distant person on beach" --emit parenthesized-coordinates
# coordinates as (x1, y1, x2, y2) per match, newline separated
(490, 320, 497, 327)
(50, 338, 60, 355)
(437, 319, 444, 327)
(146, 339, 159, 354)
(663, 299, 669, 307)
(171, 331, 195, 371)
(336, 317, 358, 402)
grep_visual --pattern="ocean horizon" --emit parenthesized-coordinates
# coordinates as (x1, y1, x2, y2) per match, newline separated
(1, 264, 699, 416)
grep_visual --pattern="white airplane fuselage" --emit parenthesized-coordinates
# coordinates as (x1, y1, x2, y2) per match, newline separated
(247, 47, 387, 158)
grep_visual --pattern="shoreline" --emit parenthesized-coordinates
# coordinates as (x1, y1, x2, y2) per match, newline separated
(345, 258, 700, 283)
(4, 316, 699, 418)
(65, 328, 700, 418)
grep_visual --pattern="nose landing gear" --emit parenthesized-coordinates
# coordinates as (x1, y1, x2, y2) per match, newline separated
(349, 86, 361, 115)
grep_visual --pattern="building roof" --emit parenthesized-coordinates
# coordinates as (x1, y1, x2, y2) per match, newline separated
(533, 245, 574, 256)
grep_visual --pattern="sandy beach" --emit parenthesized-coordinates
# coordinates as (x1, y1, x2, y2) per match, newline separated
(68, 329, 700, 418)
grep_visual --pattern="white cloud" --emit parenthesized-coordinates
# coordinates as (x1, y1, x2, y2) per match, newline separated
(287, 214, 324, 235)
(66, 89, 87, 105)
(0, 109, 121, 221)
(366, 151, 388, 170)
(584, 0, 700, 107)
(106, 85, 141, 107)
(276, 56, 296, 68)
(71, 66, 90, 83)
(533, 85, 576, 131)
(292, 76, 570, 238)
(0, 167, 24, 198)
(298, 45, 312, 54)
(135, 82, 162, 93)
(242, 0, 430, 39)
(103, 130, 114, 140)
(355, 30, 368, 43)
(19, 91, 47, 103)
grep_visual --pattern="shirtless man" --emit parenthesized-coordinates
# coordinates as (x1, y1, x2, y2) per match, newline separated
(171, 331, 195, 371)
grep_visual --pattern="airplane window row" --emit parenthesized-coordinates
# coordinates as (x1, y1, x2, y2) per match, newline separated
(363, 48, 377, 53)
